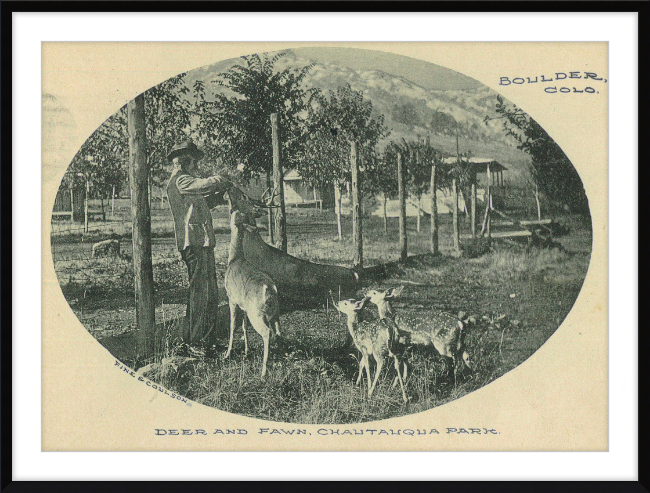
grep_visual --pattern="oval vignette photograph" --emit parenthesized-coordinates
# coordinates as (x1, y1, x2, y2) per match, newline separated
(47, 47, 592, 425)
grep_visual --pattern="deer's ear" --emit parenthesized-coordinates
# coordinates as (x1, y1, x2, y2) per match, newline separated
(356, 298, 367, 310)
(391, 286, 405, 298)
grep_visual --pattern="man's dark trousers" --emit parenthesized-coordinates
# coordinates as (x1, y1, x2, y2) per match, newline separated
(181, 246, 219, 345)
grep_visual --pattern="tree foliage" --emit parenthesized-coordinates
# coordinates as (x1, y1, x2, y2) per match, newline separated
(382, 137, 449, 200)
(486, 95, 588, 213)
(193, 52, 319, 181)
(67, 109, 128, 198)
(144, 73, 192, 188)
(66, 73, 193, 197)
(297, 83, 389, 190)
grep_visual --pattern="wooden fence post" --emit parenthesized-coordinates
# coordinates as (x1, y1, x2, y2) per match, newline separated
(430, 162, 439, 255)
(486, 162, 492, 240)
(398, 152, 407, 262)
(383, 192, 388, 234)
(452, 176, 460, 252)
(334, 181, 343, 241)
(350, 141, 362, 269)
(471, 174, 477, 239)
(266, 170, 274, 244)
(271, 113, 287, 253)
(70, 187, 75, 223)
(84, 178, 89, 233)
(128, 93, 155, 357)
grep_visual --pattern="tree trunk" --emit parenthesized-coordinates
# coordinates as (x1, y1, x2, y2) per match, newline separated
(271, 113, 287, 253)
(398, 152, 407, 262)
(100, 196, 105, 222)
(148, 174, 152, 210)
(84, 179, 89, 233)
(127, 93, 155, 357)
(535, 181, 542, 220)
(452, 177, 460, 252)
(416, 195, 421, 233)
(111, 185, 115, 217)
(430, 164, 438, 254)
(350, 142, 362, 269)
(383, 192, 388, 234)
(266, 170, 274, 244)
(334, 182, 343, 241)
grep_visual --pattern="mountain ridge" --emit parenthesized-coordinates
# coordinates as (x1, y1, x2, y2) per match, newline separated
(183, 49, 532, 181)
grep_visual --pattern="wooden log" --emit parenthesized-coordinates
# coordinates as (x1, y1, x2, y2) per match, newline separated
(350, 141, 362, 269)
(492, 218, 553, 227)
(271, 113, 287, 253)
(127, 93, 155, 357)
(398, 152, 407, 262)
(463, 230, 532, 240)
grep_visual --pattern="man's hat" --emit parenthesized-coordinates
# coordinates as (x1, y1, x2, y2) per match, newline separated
(167, 139, 204, 162)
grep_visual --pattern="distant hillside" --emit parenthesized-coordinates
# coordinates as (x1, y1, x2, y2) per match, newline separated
(184, 49, 532, 184)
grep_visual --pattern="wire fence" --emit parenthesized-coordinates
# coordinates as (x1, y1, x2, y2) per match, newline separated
(50, 196, 476, 304)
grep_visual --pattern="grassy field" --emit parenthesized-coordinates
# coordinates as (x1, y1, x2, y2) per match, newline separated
(51, 206, 592, 424)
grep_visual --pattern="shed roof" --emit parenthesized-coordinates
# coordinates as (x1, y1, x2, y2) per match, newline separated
(442, 157, 508, 173)
(283, 169, 302, 181)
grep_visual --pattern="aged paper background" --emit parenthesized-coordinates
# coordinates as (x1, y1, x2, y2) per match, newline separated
(42, 42, 608, 451)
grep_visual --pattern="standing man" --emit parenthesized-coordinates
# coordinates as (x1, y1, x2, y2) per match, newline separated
(166, 139, 233, 347)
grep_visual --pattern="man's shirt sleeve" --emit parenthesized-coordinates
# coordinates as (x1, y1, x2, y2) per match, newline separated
(176, 174, 229, 195)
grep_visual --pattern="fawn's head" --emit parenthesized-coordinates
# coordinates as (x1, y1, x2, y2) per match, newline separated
(332, 296, 368, 319)
(365, 286, 405, 305)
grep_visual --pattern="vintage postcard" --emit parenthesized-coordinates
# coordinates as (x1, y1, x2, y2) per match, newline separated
(42, 42, 607, 451)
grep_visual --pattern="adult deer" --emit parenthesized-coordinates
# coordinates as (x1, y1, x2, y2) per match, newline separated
(223, 188, 281, 380)
(332, 295, 408, 403)
(365, 287, 472, 383)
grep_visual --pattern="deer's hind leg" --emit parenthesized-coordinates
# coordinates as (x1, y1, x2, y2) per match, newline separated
(363, 354, 372, 395)
(369, 354, 384, 398)
(392, 360, 408, 388)
(356, 354, 367, 386)
(392, 354, 408, 403)
(248, 312, 272, 380)
(224, 301, 240, 359)
(241, 314, 249, 356)
(461, 349, 471, 370)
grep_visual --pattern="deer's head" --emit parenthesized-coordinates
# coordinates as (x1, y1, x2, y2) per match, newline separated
(227, 186, 279, 227)
(332, 295, 368, 318)
(365, 286, 404, 305)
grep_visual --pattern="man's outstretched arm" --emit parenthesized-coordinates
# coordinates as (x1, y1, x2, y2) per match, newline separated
(176, 174, 231, 195)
